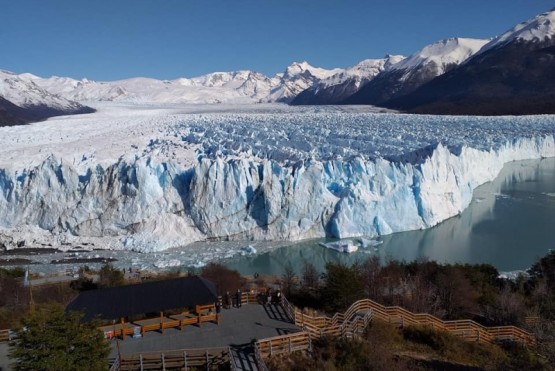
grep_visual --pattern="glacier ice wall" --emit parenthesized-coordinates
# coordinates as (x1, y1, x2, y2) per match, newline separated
(0, 134, 553, 252)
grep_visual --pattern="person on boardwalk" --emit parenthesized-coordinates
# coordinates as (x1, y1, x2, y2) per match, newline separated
(235, 289, 242, 308)
(225, 291, 231, 309)
(266, 288, 272, 305)
(276, 289, 282, 304)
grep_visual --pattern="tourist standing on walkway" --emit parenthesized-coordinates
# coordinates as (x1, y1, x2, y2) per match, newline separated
(235, 289, 242, 307)
(266, 288, 272, 305)
(225, 292, 231, 309)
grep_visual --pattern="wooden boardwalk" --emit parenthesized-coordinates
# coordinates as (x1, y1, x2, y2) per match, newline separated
(281, 298, 536, 345)
(3, 292, 537, 370)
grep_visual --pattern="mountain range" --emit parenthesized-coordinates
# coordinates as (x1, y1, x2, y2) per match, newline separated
(1, 8, 554, 125)
(382, 9, 555, 115)
(0, 70, 94, 126)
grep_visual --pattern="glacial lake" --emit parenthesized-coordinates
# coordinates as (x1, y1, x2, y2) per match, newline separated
(223, 157, 555, 275)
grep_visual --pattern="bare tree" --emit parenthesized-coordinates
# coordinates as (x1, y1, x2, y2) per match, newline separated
(435, 268, 478, 319)
(301, 261, 319, 290)
(361, 256, 381, 300)
(489, 285, 526, 325)
(281, 263, 297, 297)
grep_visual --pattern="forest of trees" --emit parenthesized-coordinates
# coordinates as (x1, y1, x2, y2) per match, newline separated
(283, 251, 555, 326)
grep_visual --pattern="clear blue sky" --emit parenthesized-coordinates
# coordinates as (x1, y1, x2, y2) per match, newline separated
(1, 0, 553, 80)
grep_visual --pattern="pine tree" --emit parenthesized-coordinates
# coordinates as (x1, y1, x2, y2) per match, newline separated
(9, 304, 110, 371)
(321, 262, 364, 312)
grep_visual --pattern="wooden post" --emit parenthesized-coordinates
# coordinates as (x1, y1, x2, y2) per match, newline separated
(139, 354, 144, 371)
(183, 351, 188, 371)
(161, 352, 166, 371)
(161, 312, 164, 334)
(116, 340, 121, 361)
(205, 350, 209, 371)
(121, 318, 125, 340)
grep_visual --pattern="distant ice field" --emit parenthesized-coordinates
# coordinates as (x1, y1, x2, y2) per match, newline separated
(1, 103, 554, 172)
(177, 109, 555, 163)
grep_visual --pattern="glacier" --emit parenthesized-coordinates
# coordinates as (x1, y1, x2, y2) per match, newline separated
(0, 104, 554, 253)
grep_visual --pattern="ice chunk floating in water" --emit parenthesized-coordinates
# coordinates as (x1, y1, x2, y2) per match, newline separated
(319, 240, 359, 253)
(0, 104, 553, 253)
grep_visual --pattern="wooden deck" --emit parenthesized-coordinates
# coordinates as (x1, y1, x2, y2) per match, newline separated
(105, 291, 260, 340)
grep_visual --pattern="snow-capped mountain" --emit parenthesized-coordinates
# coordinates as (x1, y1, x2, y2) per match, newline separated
(387, 38, 489, 75)
(0, 70, 94, 126)
(25, 70, 275, 104)
(21, 62, 343, 105)
(291, 55, 404, 105)
(265, 61, 343, 103)
(344, 38, 488, 106)
(385, 8, 555, 115)
(479, 7, 555, 53)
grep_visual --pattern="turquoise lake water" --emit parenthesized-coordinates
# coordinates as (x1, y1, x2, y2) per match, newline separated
(224, 157, 555, 275)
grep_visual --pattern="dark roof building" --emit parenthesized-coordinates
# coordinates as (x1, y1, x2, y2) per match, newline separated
(67, 276, 217, 321)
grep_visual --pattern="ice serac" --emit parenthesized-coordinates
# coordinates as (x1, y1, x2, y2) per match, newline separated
(0, 133, 553, 252)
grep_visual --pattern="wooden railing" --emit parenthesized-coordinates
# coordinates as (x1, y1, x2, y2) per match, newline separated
(108, 357, 120, 371)
(115, 347, 229, 371)
(256, 332, 312, 358)
(525, 316, 541, 326)
(0, 329, 10, 343)
(288, 299, 535, 345)
(241, 291, 260, 305)
(281, 294, 297, 322)
(253, 344, 270, 371)
(100, 309, 220, 340)
(294, 300, 373, 340)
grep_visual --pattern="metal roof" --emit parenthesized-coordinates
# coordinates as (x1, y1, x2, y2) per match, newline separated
(66, 276, 217, 321)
